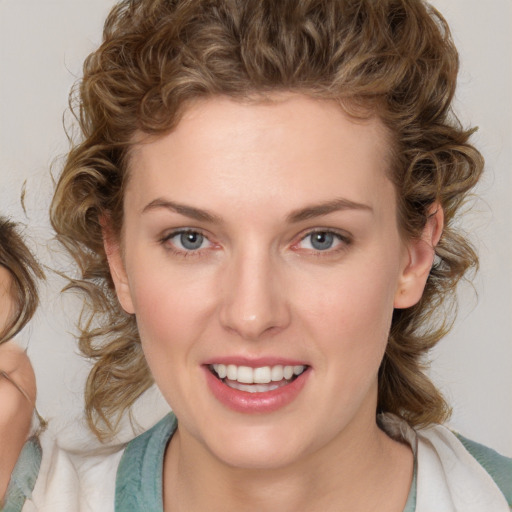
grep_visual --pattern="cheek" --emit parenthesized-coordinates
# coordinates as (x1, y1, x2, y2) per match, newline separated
(128, 263, 217, 369)
(0, 292, 14, 332)
(282, 262, 398, 430)
(130, 276, 198, 408)
(301, 262, 397, 329)
(295, 257, 399, 367)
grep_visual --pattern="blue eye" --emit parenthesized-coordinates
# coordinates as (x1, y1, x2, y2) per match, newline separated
(180, 232, 204, 250)
(165, 230, 211, 251)
(310, 232, 335, 250)
(298, 231, 345, 251)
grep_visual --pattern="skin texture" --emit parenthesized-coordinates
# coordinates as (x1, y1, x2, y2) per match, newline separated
(0, 266, 13, 333)
(106, 94, 442, 512)
(0, 267, 36, 503)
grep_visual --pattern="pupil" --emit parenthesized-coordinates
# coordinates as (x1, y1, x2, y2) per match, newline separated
(180, 232, 203, 250)
(311, 232, 333, 250)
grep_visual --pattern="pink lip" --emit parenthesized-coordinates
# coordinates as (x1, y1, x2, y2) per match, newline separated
(203, 365, 310, 414)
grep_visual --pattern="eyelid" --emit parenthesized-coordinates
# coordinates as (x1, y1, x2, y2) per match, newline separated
(161, 227, 208, 241)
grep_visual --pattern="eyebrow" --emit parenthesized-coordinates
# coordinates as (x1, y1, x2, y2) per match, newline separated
(142, 199, 221, 223)
(142, 196, 373, 224)
(286, 198, 373, 223)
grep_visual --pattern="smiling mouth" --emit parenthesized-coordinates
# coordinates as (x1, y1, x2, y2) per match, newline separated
(209, 364, 308, 393)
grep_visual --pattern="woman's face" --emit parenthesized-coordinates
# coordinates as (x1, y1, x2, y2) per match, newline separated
(109, 94, 433, 470)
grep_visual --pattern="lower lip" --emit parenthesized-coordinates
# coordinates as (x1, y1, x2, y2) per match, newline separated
(204, 366, 310, 414)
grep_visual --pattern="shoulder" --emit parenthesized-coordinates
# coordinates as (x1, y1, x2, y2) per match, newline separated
(0, 344, 36, 431)
(0, 342, 36, 405)
(455, 434, 512, 506)
(3, 430, 81, 512)
(416, 423, 512, 508)
(115, 413, 177, 512)
(29, 422, 124, 512)
(2, 437, 41, 512)
(6, 415, 175, 512)
(120, 412, 177, 465)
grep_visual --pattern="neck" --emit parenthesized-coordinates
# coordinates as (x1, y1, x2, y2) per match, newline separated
(163, 411, 413, 512)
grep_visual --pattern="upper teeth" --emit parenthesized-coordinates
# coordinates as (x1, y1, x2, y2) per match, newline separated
(212, 364, 306, 384)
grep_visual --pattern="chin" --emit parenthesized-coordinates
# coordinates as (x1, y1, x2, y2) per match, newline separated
(202, 422, 314, 471)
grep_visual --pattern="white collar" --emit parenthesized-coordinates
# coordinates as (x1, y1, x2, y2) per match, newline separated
(379, 413, 509, 512)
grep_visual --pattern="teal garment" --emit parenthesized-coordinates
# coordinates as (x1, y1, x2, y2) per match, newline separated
(115, 414, 177, 512)
(115, 414, 512, 512)
(402, 458, 417, 512)
(456, 434, 512, 508)
(115, 413, 417, 512)
(1, 437, 42, 512)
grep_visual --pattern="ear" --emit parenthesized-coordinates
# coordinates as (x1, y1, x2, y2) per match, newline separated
(394, 204, 444, 309)
(101, 217, 135, 315)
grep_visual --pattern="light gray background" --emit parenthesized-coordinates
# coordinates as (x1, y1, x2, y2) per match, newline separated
(0, 0, 511, 455)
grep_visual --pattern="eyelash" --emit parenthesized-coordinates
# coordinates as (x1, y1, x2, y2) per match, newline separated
(159, 228, 352, 258)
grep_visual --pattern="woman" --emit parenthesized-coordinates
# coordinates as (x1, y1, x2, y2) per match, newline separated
(0, 218, 43, 510)
(48, 0, 511, 510)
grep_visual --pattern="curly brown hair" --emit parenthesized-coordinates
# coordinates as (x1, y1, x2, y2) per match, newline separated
(51, 0, 483, 439)
(0, 218, 44, 344)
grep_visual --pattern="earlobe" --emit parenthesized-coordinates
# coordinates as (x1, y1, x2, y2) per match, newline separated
(394, 205, 444, 309)
(101, 220, 135, 315)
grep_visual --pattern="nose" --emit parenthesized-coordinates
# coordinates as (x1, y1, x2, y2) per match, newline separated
(219, 248, 291, 340)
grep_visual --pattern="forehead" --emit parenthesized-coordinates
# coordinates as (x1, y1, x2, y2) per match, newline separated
(126, 94, 395, 218)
